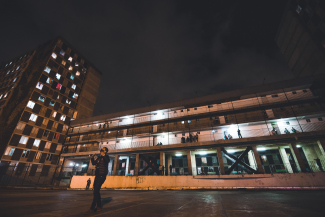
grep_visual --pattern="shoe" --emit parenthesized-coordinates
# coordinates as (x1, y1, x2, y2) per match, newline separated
(96, 207, 102, 212)
(84, 209, 95, 215)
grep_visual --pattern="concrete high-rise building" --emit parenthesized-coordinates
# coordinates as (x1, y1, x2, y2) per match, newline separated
(0, 37, 101, 181)
(276, 0, 325, 77)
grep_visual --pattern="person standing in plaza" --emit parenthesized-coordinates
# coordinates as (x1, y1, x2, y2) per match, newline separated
(85, 147, 110, 214)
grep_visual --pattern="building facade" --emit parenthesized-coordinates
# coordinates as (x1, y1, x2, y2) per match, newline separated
(0, 37, 101, 185)
(60, 77, 325, 183)
(276, 0, 325, 77)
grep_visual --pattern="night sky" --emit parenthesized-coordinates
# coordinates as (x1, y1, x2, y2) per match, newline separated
(0, 0, 294, 116)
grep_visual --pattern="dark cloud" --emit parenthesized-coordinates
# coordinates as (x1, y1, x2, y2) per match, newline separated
(0, 0, 293, 116)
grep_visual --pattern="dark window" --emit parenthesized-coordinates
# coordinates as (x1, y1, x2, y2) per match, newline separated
(35, 116, 44, 126)
(318, 117, 323, 121)
(39, 74, 48, 83)
(20, 111, 31, 122)
(36, 128, 44, 138)
(306, 119, 311, 123)
(272, 94, 278, 98)
(45, 109, 52, 117)
(26, 138, 35, 149)
(11, 148, 23, 160)
(38, 140, 46, 151)
(32, 103, 42, 114)
(292, 91, 297, 94)
(29, 164, 38, 176)
(47, 120, 54, 129)
(9, 134, 21, 146)
(303, 89, 308, 93)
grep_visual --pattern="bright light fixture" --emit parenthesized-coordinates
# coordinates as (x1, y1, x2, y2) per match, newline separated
(175, 154, 182, 156)
(69, 163, 74, 166)
(257, 147, 266, 151)
(296, 145, 301, 148)
(76, 164, 79, 166)
(82, 164, 87, 167)
(227, 150, 236, 153)
(199, 151, 207, 155)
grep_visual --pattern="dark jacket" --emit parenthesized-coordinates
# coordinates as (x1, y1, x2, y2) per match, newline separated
(91, 154, 110, 176)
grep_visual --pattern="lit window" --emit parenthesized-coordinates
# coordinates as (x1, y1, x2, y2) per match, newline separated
(9, 62, 12, 65)
(57, 95, 60, 100)
(46, 78, 52, 84)
(68, 57, 73, 62)
(19, 136, 28, 144)
(66, 99, 71, 105)
(188, 120, 191, 123)
(56, 144, 62, 151)
(318, 118, 323, 121)
(76, 71, 80, 76)
(71, 84, 76, 90)
(45, 142, 51, 149)
(62, 60, 66, 66)
(60, 50, 65, 56)
(181, 121, 184, 124)
(72, 93, 78, 99)
(27, 101, 35, 109)
(52, 112, 57, 118)
(16, 122, 26, 130)
(13, 77, 17, 83)
(16, 66, 20, 70)
(21, 150, 30, 158)
(51, 53, 57, 59)
(36, 82, 43, 90)
(70, 74, 74, 80)
(4, 93, 8, 98)
(75, 63, 79, 67)
(38, 95, 45, 102)
(0, 94, 3, 99)
(56, 84, 62, 90)
(49, 101, 55, 106)
(56, 73, 61, 80)
(5, 147, 15, 156)
(69, 66, 73, 70)
(5, 64, 8, 67)
(33, 139, 40, 147)
(29, 114, 38, 122)
(60, 115, 66, 121)
(43, 67, 50, 74)
(306, 119, 311, 123)
(6, 71, 10, 75)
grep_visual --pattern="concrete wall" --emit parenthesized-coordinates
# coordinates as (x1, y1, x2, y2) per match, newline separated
(70, 173, 325, 190)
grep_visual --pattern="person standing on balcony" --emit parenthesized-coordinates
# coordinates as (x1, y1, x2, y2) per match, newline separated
(85, 147, 110, 214)
(237, 129, 242, 138)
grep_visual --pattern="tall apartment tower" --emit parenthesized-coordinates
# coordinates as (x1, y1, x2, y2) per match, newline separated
(275, 0, 325, 77)
(0, 37, 101, 178)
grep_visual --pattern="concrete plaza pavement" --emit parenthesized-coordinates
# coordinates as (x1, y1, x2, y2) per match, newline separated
(0, 189, 325, 217)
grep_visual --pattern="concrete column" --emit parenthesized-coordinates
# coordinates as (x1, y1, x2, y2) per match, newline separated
(248, 150, 256, 170)
(160, 152, 165, 175)
(190, 152, 197, 176)
(127, 156, 132, 175)
(134, 153, 140, 176)
(302, 145, 319, 172)
(186, 150, 192, 175)
(289, 141, 307, 172)
(317, 139, 325, 156)
(314, 143, 325, 169)
(216, 147, 225, 175)
(167, 155, 172, 175)
(108, 158, 113, 175)
(278, 147, 293, 173)
(125, 156, 130, 176)
(251, 146, 265, 174)
(112, 155, 120, 176)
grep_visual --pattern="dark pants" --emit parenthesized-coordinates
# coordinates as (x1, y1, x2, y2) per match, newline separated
(90, 175, 106, 210)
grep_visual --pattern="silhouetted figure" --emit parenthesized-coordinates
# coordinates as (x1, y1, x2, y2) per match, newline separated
(181, 137, 185, 143)
(169, 165, 172, 175)
(273, 127, 278, 135)
(162, 165, 165, 175)
(223, 131, 228, 140)
(228, 134, 233, 139)
(85, 147, 110, 214)
(291, 127, 297, 133)
(186, 136, 190, 143)
(237, 129, 242, 138)
(201, 166, 206, 175)
(284, 128, 290, 134)
(86, 178, 91, 190)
